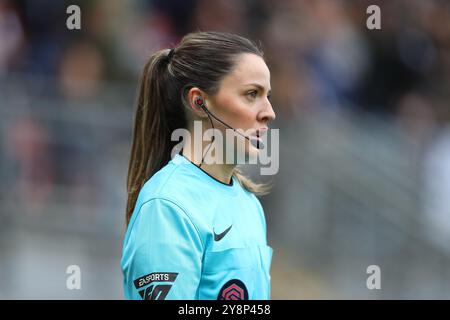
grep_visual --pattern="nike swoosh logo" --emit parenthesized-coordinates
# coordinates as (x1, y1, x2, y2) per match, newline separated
(213, 225, 233, 241)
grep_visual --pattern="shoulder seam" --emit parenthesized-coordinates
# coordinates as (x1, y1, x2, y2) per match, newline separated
(158, 160, 183, 193)
(132, 197, 205, 251)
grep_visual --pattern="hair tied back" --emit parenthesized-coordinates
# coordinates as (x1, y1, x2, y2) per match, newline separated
(167, 48, 175, 62)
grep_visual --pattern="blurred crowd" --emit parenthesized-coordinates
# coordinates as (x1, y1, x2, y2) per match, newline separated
(0, 0, 449, 111)
(1, 0, 450, 298)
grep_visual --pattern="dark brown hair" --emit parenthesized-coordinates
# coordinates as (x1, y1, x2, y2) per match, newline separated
(126, 31, 271, 225)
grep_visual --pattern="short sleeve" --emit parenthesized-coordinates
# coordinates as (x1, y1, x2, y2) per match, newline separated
(122, 198, 204, 300)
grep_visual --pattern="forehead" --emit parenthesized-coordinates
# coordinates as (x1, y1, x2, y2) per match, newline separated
(222, 53, 271, 88)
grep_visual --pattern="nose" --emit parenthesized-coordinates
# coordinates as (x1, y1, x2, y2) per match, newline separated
(258, 100, 276, 123)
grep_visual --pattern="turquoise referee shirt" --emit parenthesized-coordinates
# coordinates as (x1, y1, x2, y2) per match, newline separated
(121, 153, 273, 300)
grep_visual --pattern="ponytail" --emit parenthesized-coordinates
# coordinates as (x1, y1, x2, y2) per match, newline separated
(125, 49, 186, 225)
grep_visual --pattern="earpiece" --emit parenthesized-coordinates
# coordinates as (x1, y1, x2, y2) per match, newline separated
(195, 96, 204, 108)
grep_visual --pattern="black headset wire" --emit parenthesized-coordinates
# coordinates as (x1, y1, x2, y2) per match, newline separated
(199, 105, 216, 168)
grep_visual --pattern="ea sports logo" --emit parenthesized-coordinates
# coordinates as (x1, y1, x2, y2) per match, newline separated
(218, 279, 248, 300)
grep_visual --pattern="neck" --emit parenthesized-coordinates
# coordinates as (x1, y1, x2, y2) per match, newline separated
(181, 139, 235, 185)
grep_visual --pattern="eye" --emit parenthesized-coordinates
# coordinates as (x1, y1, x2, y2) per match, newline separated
(247, 90, 257, 99)
(267, 94, 272, 101)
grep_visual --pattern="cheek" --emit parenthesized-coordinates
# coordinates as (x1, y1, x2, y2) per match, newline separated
(219, 96, 255, 129)
(236, 109, 256, 129)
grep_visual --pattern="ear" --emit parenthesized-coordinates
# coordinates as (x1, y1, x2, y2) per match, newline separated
(187, 87, 209, 118)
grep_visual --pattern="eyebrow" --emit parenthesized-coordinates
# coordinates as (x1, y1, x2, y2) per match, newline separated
(244, 83, 272, 94)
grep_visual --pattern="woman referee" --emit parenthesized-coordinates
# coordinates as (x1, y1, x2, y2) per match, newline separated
(121, 31, 276, 300)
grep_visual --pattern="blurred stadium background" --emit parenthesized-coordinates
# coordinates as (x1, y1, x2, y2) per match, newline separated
(1, 0, 450, 299)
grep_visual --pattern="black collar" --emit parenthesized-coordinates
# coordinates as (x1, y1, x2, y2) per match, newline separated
(178, 149, 233, 186)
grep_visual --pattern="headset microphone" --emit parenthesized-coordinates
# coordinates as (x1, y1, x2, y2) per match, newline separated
(194, 97, 264, 150)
